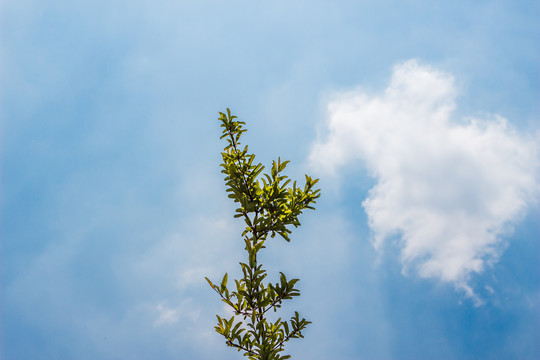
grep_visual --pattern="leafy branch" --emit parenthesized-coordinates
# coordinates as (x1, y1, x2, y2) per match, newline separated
(206, 109, 320, 360)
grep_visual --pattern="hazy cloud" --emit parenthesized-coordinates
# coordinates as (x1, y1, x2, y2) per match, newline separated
(154, 299, 200, 326)
(310, 60, 539, 300)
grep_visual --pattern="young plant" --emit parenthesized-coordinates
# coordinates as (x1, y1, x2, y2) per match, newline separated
(206, 109, 321, 360)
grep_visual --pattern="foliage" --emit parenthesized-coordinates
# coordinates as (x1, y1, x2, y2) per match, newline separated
(206, 109, 321, 360)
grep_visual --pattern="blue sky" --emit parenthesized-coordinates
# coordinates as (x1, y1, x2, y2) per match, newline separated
(1, 1, 539, 359)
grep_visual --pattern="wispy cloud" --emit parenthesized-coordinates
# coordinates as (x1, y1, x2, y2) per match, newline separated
(309, 60, 539, 301)
(154, 299, 200, 326)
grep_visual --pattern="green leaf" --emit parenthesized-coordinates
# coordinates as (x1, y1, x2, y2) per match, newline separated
(221, 273, 228, 289)
(205, 277, 215, 288)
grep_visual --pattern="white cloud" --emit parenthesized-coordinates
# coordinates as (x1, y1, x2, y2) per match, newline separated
(154, 299, 201, 326)
(310, 59, 539, 300)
